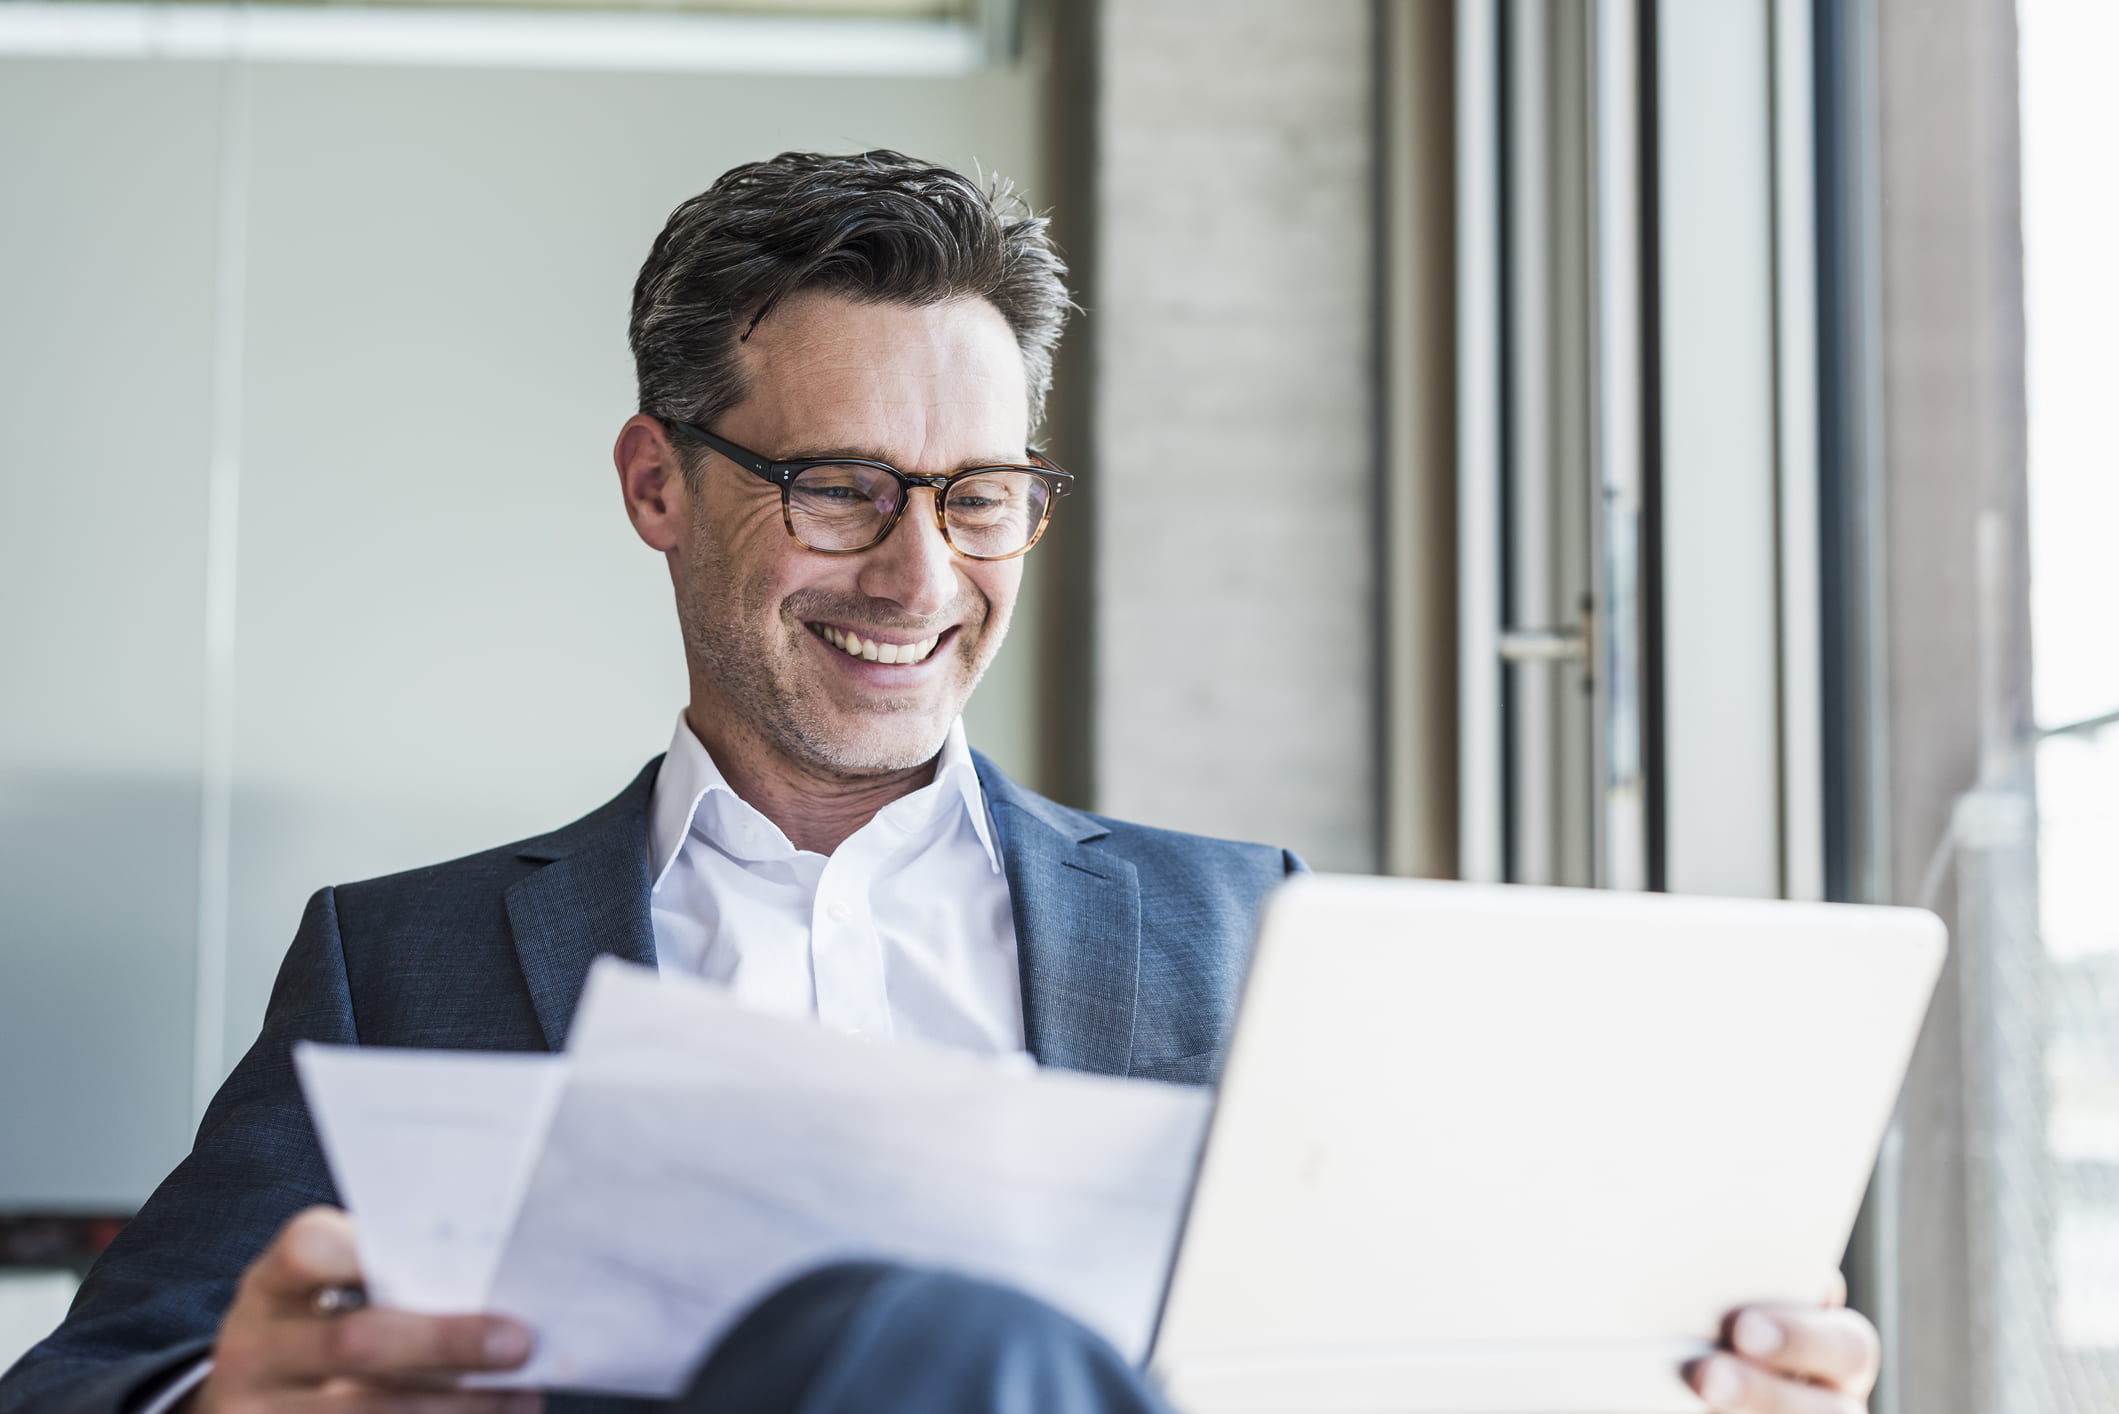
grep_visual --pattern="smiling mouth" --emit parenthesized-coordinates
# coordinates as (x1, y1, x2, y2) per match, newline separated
(810, 622, 946, 666)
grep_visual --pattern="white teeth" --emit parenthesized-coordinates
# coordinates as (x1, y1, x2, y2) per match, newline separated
(815, 625, 943, 665)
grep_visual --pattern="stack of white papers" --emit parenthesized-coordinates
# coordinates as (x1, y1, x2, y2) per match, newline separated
(295, 958, 1212, 1397)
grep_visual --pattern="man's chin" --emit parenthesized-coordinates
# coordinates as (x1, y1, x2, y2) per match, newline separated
(788, 711, 957, 779)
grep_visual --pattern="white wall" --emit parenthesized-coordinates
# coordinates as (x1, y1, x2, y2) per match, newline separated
(0, 52, 1045, 1208)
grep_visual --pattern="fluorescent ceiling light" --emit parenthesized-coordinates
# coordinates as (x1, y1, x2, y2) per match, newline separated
(0, 1, 990, 71)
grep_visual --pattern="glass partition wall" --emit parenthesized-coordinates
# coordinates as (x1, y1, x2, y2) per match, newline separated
(1441, 0, 1819, 901)
(1417, 4, 2095, 1412)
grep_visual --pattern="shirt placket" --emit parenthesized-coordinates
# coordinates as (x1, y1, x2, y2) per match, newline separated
(809, 828, 895, 1041)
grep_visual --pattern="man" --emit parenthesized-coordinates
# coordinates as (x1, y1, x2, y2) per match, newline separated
(1, 152, 1879, 1414)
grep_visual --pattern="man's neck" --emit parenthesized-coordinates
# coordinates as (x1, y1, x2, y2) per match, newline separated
(683, 704, 938, 855)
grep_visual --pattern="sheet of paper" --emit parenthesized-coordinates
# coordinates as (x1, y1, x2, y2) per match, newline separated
(480, 958, 1212, 1397)
(294, 1044, 566, 1313)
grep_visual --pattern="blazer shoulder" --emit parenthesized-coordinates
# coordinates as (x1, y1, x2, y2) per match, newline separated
(971, 751, 1303, 880)
(1076, 810, 1303, 879)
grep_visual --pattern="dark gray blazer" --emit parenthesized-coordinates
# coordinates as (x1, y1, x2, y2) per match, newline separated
(1, 755, 1300, 1414)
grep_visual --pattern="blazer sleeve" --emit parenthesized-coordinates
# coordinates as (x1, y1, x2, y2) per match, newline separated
(0, 888, 356, 1414)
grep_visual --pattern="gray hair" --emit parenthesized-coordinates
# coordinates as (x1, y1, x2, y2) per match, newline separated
(629, 150, 1072, 478)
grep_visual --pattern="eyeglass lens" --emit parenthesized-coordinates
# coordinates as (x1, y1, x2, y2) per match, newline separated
(787, 464, 1052, 557)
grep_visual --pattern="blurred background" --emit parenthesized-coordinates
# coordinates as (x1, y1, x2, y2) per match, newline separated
(0, 0, 2112, 1411)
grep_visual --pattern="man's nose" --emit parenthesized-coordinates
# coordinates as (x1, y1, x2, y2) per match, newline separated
(855, 489, 959, 619)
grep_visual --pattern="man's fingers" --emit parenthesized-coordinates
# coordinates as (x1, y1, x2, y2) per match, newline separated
(209, 1209, 535, 1409)
(1690, 1355, 1866, 1414)
(268, 1308, 536, 1384)
(249, 1207, 364, 1309)
(1726, 1304, 1881, 1394)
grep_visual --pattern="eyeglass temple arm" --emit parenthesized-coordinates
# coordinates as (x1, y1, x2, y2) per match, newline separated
(1026, 451, 1073, 493)
(667, 419, 775, 478)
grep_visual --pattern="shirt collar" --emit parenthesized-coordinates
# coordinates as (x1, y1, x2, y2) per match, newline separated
(930, 718, 1003, 872)
(648, 712, 1001, 890)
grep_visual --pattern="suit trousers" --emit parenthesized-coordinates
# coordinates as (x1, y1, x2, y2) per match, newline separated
(677, 1263, 1174, 1414)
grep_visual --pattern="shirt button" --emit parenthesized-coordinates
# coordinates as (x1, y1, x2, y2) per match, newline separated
(827, 901, 853, 924)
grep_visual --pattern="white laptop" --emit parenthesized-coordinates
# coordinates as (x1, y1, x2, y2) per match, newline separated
(1147, 874, 1945, 1414)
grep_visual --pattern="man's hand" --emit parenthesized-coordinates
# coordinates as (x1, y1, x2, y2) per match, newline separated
(1689, 1273, 1880, 1414)
(187, 1206, 540, 1413)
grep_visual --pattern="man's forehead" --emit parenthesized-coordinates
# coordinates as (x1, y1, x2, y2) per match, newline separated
(729, 291, 1031, 457)
(739, 291, 1017, 374)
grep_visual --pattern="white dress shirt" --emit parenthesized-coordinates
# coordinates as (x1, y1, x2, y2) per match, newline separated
(648, 711, 1027, 1055)
(136, 715, 1027, 1413)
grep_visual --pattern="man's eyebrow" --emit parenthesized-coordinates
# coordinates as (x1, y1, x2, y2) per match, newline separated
(778, 446, 1031, 468)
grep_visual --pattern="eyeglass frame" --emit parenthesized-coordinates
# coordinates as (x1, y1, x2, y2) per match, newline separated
(663, 418, 1075, 562)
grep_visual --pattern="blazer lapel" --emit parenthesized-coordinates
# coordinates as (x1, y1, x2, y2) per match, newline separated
(504, 759, 661, 1050)
(500, 752, 1143, 1067)
(975, 754, 1141, 1077)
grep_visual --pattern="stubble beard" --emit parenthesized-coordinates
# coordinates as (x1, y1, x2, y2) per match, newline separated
(676, 532, 998, 781)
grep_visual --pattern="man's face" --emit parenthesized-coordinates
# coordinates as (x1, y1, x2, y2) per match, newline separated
(670, 290, 1032, 780)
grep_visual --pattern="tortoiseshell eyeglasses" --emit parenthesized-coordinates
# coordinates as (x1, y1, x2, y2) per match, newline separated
(666, 419, 1074, 562)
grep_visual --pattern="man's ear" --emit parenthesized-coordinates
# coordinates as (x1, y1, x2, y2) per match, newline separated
(614, 414, 687, 553)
